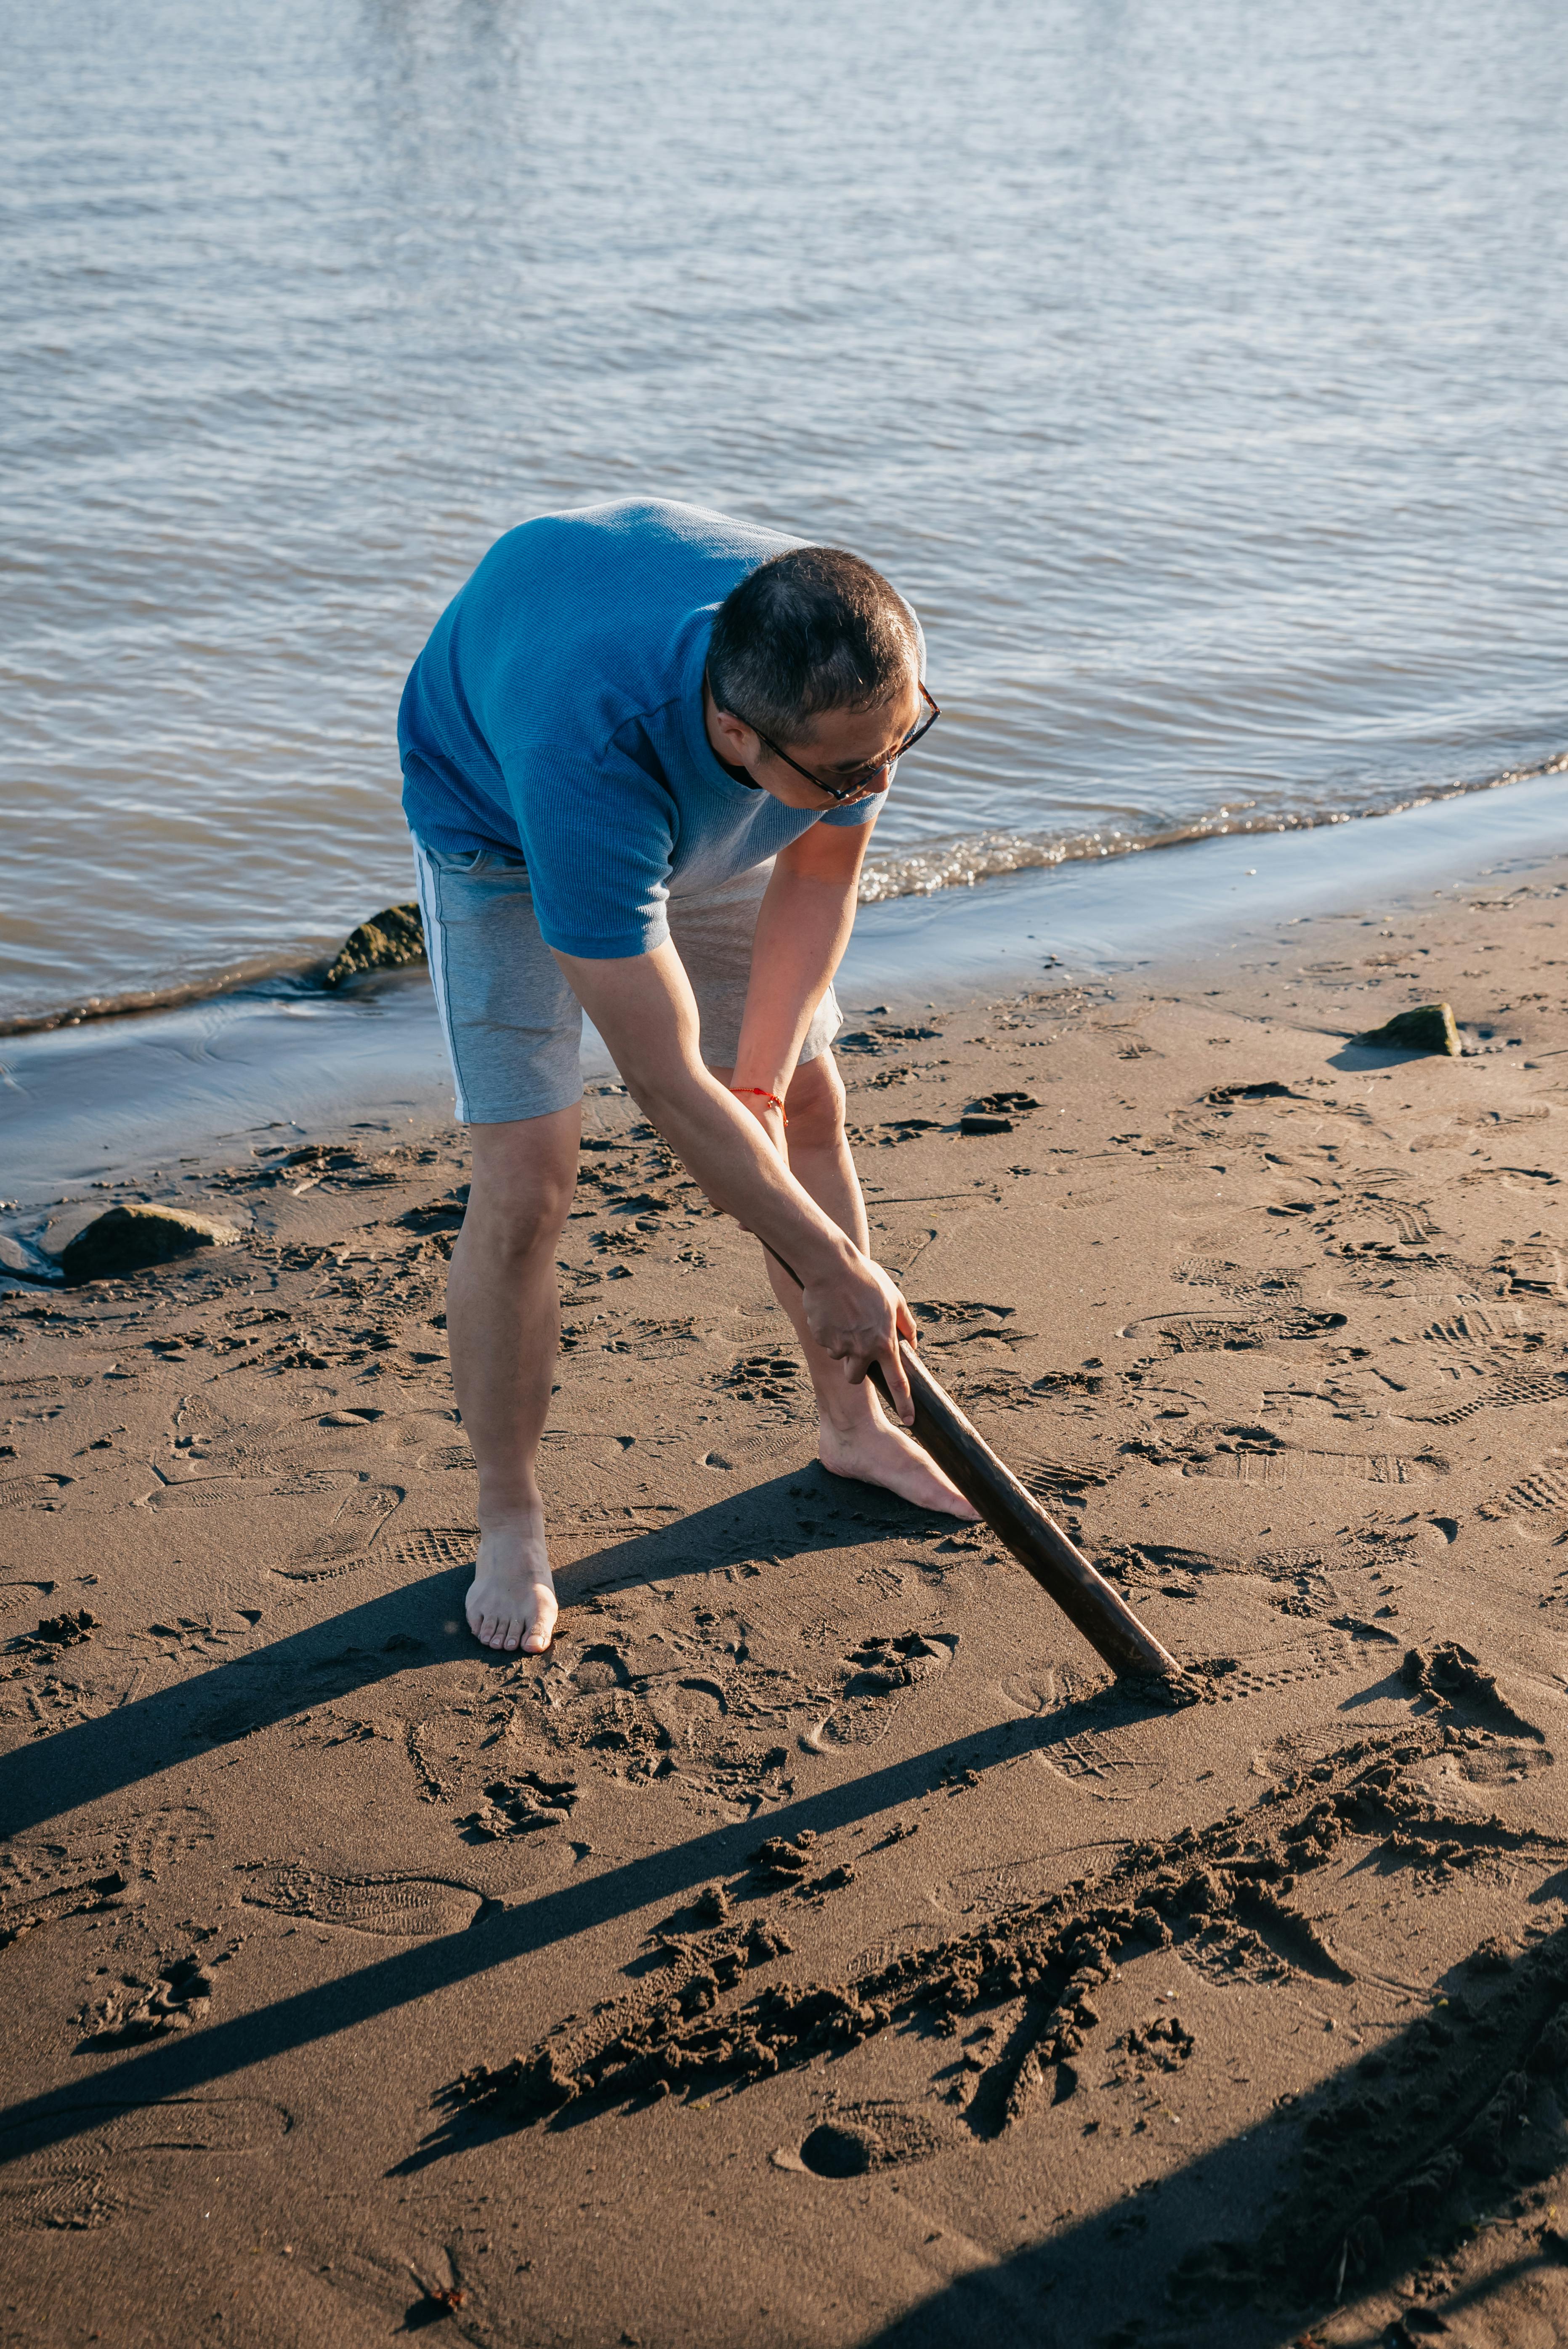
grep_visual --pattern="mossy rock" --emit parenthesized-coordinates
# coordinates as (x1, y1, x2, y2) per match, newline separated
(323, 903, 425, 988)
(61, 1204, 242, 1285)
(1358, 1002, 1460, 1057)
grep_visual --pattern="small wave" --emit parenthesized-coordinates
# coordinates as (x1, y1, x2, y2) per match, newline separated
(0, 955, 329, 1041)
(856, 752, 1568, 906)
(3, 750, 1562, 1040)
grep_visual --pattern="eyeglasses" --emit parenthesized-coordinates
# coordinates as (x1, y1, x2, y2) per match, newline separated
(727, 680, 941, 805)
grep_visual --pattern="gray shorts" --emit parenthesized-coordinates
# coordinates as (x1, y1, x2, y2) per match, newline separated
(411, 836, 843, 1124)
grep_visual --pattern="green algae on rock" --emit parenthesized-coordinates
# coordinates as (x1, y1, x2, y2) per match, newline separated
(61, 1203, 242, 1284)
(1358, 1001, 1461, 1055)
(323, 903, 425, 988)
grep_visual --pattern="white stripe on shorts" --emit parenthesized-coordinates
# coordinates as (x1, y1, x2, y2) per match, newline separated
(411, 835, 473, 1122)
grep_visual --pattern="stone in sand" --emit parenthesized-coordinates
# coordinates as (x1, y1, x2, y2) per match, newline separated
(1359, 1002, 1460, 1056)
(323, 903, 425, 988)
(61, 1204, 242, 1284)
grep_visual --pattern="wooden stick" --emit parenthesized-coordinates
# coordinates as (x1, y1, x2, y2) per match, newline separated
(767, 1252, 1181, 1681)
(866, 1342, 1180, 1681)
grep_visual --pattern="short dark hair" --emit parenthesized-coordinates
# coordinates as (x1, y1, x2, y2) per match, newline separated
(707, 545, 917, 744)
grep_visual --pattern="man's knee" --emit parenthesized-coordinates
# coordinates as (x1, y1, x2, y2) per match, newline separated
(462, 1110, 579, 1262)
(783, 1052, 846, 1151)
(463, 1182, 572, 1264)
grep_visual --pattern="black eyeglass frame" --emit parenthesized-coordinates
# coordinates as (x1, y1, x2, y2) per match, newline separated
(715, 679, 941, 805)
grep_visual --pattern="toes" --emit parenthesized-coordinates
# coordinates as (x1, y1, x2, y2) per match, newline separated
(467, 1580, 555, 1655)
(523, 1592, 558, 1654)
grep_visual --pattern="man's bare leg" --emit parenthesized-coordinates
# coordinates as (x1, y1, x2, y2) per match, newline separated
(717, 1055, 980, 1520)
(445, 1105, 580, 1653)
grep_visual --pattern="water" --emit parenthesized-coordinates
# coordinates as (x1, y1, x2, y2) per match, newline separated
(3, 0, 1566, 1032)
(6, 766, 1565, 1217)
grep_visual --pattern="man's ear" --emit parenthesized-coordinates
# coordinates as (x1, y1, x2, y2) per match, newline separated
(710, 704, 760, 760)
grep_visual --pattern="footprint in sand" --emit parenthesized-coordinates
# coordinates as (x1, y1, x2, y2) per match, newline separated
(0, 1374, 93, 1410)
(0, 1473, 74, 1512)
(1031, 1716, 1165, 1797)
(998, 1657, 1148, 1780)
(1197, 1629, 1359, 1702)
(802, 1632, 958, 1752)
(1394, 1363, 1568, 1426)
(1327, 1188, 1440, 1247)
(1185, 1442, 1449, 1488)
(1144, 1310, 1348, 1354)
(270, 1498, 433, 1585)
(2, 1804, 216, 1942)
(1399, 1742, 1554, 1802)
(1172, 1258, 1309, 1306)
(0, 2097, 291, 2233)
(1480, 1446, 1568, 1539)
(0, 1578, 61, 1620)
(237, 1867, 489, 1936)
(1496, 1234, 1568, 1299)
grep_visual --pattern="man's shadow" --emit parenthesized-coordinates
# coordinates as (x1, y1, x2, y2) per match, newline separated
(0, 1681, 1177, 2171)
(0, 1468, 956, 1841)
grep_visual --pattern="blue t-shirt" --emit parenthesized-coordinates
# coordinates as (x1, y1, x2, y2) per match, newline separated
(399, 499, 893, 961)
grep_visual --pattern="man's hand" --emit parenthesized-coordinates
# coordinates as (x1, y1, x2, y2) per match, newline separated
(729, 1081, 915, 1422)
(800, 1250, 916, 1422)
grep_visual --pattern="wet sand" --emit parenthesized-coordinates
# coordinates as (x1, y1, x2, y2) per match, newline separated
(4, 864, 1568, 2347)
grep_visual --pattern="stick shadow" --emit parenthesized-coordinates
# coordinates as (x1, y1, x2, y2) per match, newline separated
(0, 1709, 1075, 2167)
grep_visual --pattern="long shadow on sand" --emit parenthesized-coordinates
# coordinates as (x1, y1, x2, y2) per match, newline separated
(845, 1919, 1568, 2349)
(0, 1466, 946, 1841)
(0, 1698, 1132, 2164)
(0, 1462, 1127, 2167)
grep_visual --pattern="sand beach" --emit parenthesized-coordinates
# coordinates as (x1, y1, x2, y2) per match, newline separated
(4, 859, 1568, 2346)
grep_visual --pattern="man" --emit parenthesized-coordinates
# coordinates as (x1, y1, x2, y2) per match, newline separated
(400, 498, 977, 1658)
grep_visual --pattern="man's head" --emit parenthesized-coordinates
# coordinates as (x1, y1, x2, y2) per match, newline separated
(705, 546, 930, 810)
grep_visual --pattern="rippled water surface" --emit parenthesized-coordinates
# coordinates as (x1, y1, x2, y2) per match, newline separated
(3, 0, 1565, 1025)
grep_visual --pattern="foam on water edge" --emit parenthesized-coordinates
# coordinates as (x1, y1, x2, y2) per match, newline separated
(2, 768, 1564, 1222)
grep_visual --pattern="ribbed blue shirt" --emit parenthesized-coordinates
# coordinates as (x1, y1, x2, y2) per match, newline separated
(399, 500, 888, 961)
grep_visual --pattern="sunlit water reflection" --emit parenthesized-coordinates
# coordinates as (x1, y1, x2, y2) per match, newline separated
(3, 0, 1564, 1025)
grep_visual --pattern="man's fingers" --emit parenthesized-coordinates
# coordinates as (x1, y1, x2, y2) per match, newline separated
(879, 1338, 915, 1426)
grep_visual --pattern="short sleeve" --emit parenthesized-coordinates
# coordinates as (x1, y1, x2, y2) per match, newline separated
(819, 795, 884, 830)
(511, 752, 678, 959)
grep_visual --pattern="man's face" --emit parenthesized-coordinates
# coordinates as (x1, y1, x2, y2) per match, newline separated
(708, 670, 922, 812)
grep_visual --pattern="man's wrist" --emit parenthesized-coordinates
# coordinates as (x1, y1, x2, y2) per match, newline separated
(731, 1063, 795, 1102)
(783, 1221, 862, 1286)
(729, 1084, 788, 1119)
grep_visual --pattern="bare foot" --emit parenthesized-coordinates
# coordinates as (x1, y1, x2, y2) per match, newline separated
(817, 1410, 981, 1520)
(466, 1521, 557, 1655)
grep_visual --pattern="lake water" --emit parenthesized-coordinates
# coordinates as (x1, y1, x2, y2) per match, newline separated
(3, 0, 1565, 1032)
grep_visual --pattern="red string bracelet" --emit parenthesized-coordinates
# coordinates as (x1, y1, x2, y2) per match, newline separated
(731, 1086, 787, 1124)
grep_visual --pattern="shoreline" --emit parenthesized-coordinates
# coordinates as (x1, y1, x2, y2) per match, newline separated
(7, 746, 1565, 1047)
(3, 861, 1568, 2343)
(3, 763, 1566, 1226)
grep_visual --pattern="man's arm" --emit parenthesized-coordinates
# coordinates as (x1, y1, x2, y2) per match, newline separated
(728, 816, 873, 1105)
(552, 933, 915, 1420)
